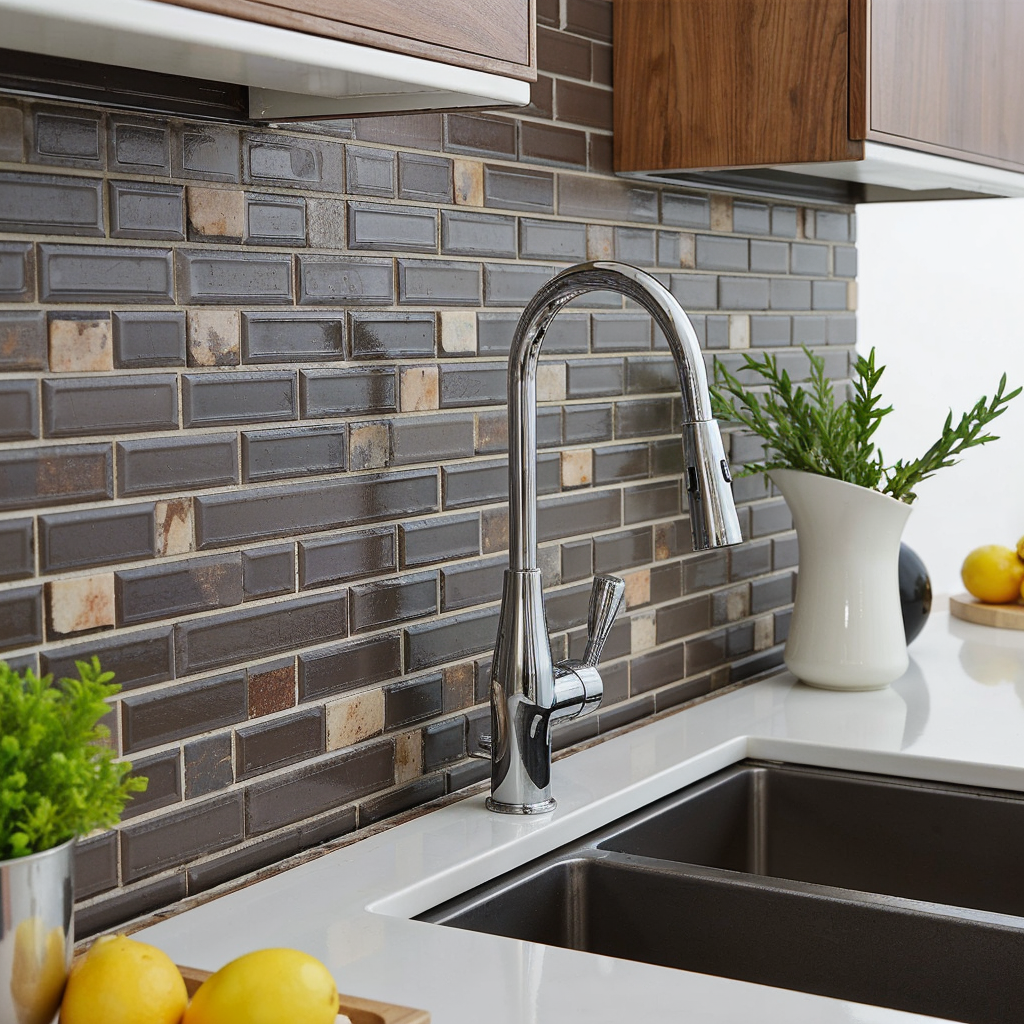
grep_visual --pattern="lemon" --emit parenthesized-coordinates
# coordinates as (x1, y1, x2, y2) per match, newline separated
(961, 545, 1024, 604)
(60, 934, 187, 1024)
(1018, 535, 1024, 561)
(182, 948, 339, 1024)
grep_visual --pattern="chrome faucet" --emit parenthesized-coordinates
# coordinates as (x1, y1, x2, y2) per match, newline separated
(486, 261, 743, 814)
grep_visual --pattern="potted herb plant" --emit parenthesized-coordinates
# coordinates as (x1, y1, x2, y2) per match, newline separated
(0, 657, 145, 1024)
(712, 348, 1019, 690)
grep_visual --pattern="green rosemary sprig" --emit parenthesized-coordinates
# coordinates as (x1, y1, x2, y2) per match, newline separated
(710, 347, 1019, 503)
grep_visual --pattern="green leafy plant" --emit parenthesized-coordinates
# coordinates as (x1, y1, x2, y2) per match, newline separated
(711, 347, 1020, 503)
(0, 657, 146, 860)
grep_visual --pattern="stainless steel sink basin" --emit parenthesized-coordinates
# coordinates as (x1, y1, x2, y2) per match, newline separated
(419, 762, 1024, 1024)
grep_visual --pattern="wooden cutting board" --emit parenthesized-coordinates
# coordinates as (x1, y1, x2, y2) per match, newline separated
(179, 966, 430, 1024)
(950, 593, 1024, 631)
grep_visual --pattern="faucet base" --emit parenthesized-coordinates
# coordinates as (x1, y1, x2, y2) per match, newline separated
(486, 796, 557, 815)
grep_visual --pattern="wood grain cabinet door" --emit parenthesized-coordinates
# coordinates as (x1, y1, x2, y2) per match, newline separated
(162, 0, 534, 78)
(868, 0, 1024, 172)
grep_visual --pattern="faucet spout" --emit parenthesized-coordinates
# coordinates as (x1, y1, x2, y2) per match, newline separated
(487, 261, 742, 814)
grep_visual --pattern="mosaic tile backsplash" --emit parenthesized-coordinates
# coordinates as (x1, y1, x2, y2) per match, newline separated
(0, 0, 857, 934)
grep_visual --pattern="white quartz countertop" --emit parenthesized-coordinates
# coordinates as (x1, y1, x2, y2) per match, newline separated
(137, 608, 1024, 1023)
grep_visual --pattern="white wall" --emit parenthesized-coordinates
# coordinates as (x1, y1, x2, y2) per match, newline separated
(856, 198, 1024, 597)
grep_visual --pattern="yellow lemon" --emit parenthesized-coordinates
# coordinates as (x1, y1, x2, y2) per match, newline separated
(1018, 535, 1024, 561)
(60, 935, 187, 1024)
(11, 916, 68, 1024)
(961, 545, 1024, 604)
(182, 948, 339, 1024)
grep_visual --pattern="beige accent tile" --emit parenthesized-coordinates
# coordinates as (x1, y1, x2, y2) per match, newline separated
(187, 310, 239, 367)
(631, 611, 657, 652)
(453, 159, 483, 206)
(350, 423, 390, 471)
(678, 233, 696, 269)
(754, 614, 775, 651)
(400, 366, 439, 412)
(476, 410, 507, 452)
(847, 280, 858, 310)
(725, 586, 750, 622)
(728, 314, 750, 350)
(710, 195, 733, 232)
(48, 574, 115, 635)
(155, 498, 194, 556)
(623, 568, 651, 609)
(49, 319, 112, 373)
(326, 688, 385, 750)
(306, 198, 346, 249)
(187, 186, 244, 239)
(798, 208, 811, 239)
(586, 224, 614, 261)
(440, 310, 476, 354)
(482, 508, 508, 555)
(395, 730, 423, 784)
(0, 104, 24, 162)
(537, 362, 567, 402)
(561, 448, 593, 488)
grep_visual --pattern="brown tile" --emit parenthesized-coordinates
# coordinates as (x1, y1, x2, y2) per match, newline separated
(74, 832, 118, 900)
(555, 80, 613, 130)
(481, 508, 509, 555)
(247, 660, 297, 718)
(520, 123, 588, 169)
(76, 875, 186, 940)
(154, 497, 194, 556)
(49, 318, 112, 373)
(400, 366, 439, 412)
(565, 0, 612, 40)
(121, 793, 243, 882)
(47, 572, 115, 635)
(442, 663, 475, 712)
(300, 632, 402, 702)
(237, 706, 324, 778)
(0, 312, 47, 370)
(187, 186, 244, 241)
(445, 114, 516, 158)
(122, 672, 247, 753)
(187, 310, 240, 367)
(326, 688, 385, 750)
(538, 25, 592, 78)
(121, 749, 181, 819)
(245, 741, 394, 835)
(184, 733, 233, 798)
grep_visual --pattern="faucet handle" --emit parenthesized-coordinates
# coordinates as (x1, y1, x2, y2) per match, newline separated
(582, 575, 626, 667)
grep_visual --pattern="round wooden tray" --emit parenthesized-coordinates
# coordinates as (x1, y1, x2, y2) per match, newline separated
(950, 593, 1024, 631)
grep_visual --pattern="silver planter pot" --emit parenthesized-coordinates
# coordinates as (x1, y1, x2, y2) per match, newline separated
(0, 838, 75, 1024)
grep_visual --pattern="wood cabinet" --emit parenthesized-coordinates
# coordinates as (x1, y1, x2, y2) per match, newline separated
(614, 0, 1024, 201)
(160, 0, 535, 80)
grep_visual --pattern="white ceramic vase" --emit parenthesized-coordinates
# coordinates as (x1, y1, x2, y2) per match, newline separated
(771, 468, 913, 690)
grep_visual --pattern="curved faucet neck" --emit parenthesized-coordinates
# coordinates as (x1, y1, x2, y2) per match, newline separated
(507, 260, 723, 572)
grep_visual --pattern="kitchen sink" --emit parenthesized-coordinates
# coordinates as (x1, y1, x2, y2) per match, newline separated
(419, 762, 1024, 1024)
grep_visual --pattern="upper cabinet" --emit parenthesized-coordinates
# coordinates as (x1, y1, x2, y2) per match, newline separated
(0, 0, 534, 121)
(614, 0, 1024, 202)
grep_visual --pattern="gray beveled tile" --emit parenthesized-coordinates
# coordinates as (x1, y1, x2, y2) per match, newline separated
(0, 172, 103, 236)
(40, 245, 174, 303)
